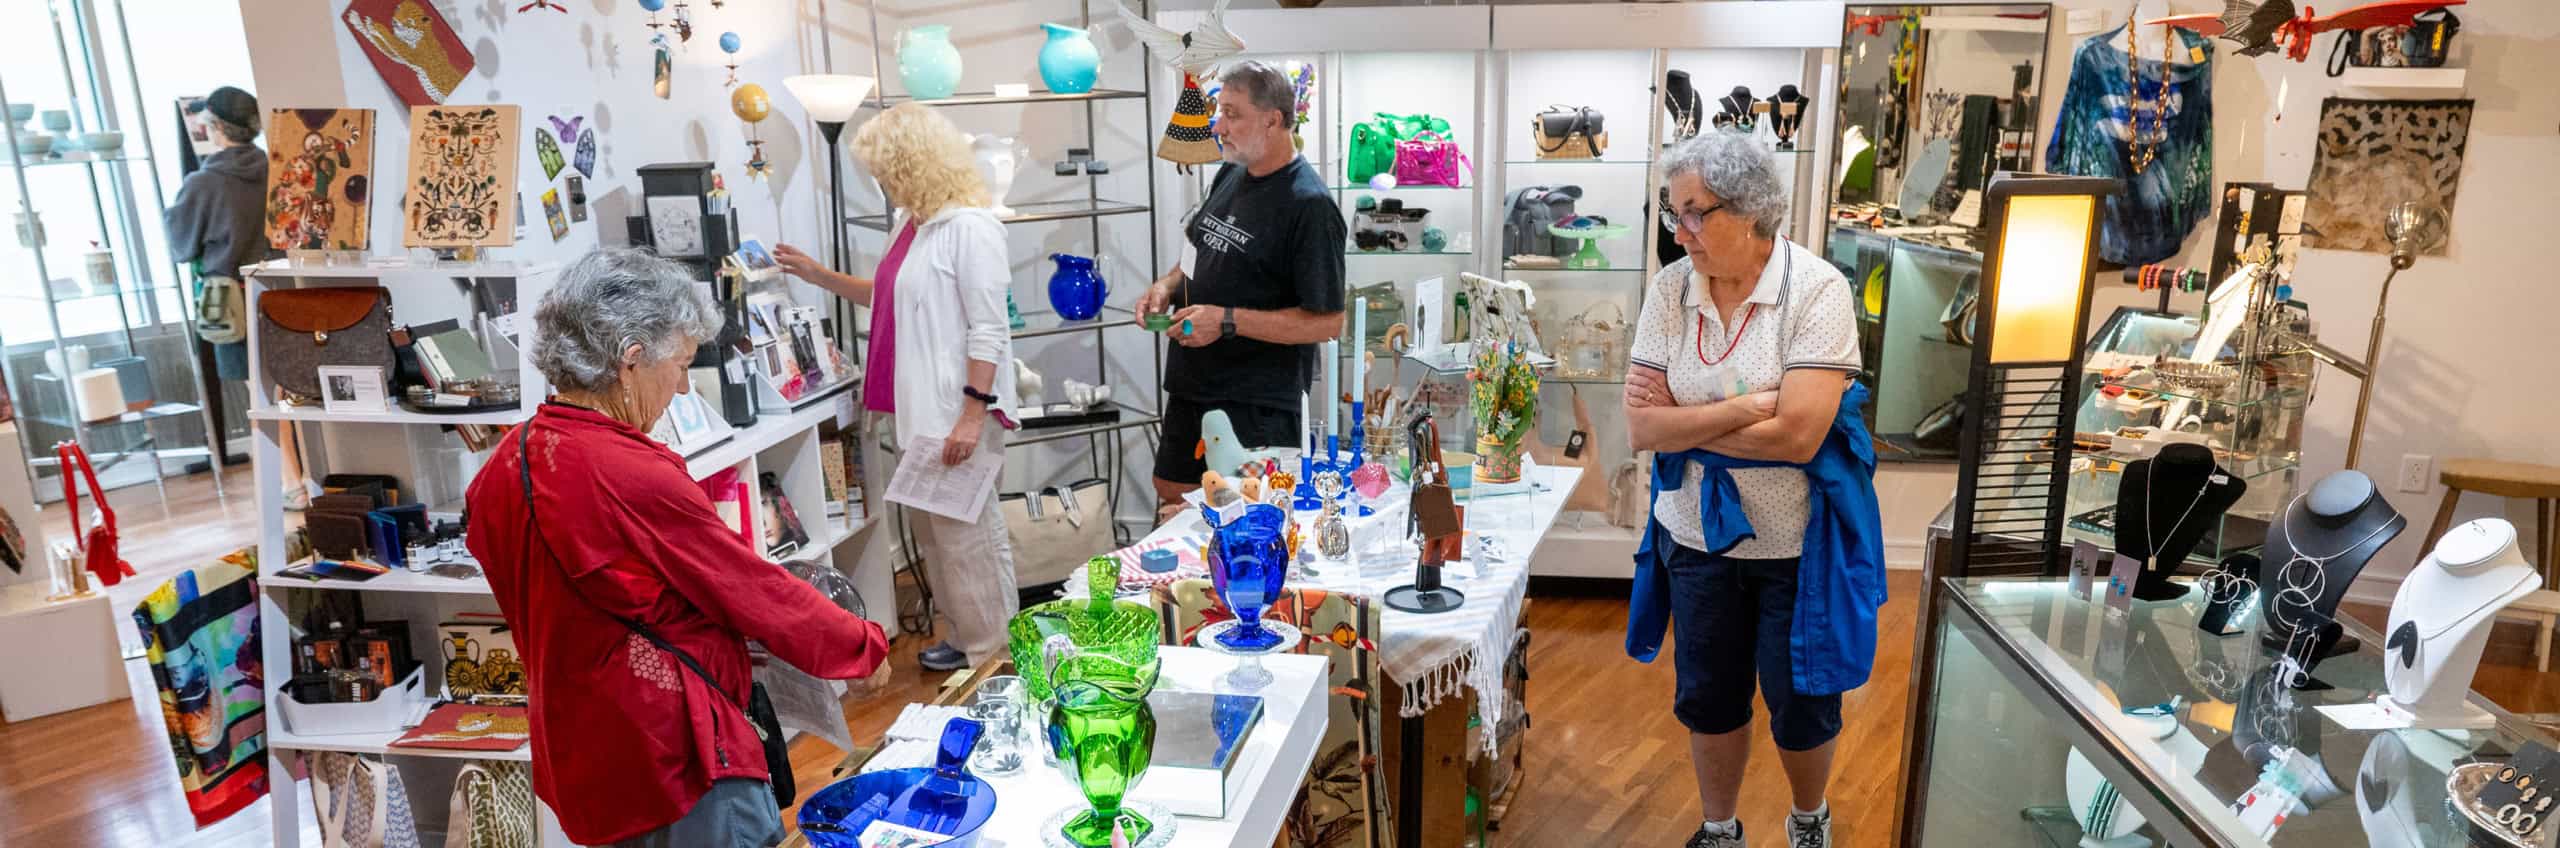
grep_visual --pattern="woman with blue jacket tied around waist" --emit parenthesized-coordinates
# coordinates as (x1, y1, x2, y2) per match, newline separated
(1621, 130, 1885, 848)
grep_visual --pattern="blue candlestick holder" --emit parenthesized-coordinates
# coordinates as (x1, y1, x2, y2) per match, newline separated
(1292, 452, 1323, 512)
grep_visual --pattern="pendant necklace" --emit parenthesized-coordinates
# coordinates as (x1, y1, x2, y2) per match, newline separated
(2271, 493, 2399, 631)
(2124, 26, 2175, 175)
(1668, 89, 1701, 140)
(2142, 458, 2210, 569)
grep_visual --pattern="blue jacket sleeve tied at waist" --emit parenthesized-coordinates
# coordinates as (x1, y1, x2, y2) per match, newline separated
(1624, 382, 1887, 697)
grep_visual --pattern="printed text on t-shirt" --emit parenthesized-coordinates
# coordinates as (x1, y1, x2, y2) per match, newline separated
(1197, 214, 1255, 254)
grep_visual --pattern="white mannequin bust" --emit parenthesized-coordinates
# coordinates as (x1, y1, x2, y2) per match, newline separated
(2384, 518, 2541, 715)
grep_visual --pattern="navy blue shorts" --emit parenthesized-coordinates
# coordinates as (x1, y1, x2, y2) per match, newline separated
(1662, 543, 1844, 751)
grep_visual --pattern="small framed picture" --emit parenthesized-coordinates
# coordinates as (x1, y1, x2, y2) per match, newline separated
(316, 365, 389, 413)
(730, 237, 780, 282)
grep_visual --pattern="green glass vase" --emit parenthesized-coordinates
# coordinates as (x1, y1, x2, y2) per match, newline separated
(1046, 684, 1157, 847)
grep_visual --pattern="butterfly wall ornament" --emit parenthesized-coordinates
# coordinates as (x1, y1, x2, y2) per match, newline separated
(549, 115, 597, 179)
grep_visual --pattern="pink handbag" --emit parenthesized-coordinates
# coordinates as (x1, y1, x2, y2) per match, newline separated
(1392, 131, 1470, 188)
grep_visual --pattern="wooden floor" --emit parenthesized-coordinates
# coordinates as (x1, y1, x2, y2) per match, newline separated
(7, 466, 2560, 847)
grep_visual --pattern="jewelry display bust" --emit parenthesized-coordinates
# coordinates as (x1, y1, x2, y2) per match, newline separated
(1661, 70, 1702, 141)
(1767, 84, 1810, 150)
(1713, 85, 1755, 131)
(2385, 518, 2541, 716)
(2113, 442, 2246, 601)
(2257, 471, 2405, 657)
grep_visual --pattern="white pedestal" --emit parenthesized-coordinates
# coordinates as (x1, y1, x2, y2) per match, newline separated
(0, 581, 129, 720)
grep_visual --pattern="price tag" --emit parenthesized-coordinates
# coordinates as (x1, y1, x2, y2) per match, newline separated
(835, 393, 857, 429)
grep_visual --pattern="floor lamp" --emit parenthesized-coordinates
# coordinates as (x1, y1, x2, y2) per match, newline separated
(782, 74, 876, 277)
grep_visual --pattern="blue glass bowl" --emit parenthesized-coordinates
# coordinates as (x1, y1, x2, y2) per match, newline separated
(800, 718, 998, 848)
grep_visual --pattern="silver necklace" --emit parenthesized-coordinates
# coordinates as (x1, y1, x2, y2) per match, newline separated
(2271, 493, 2399, 630)
(2143, 459, 2210, 568)
(1667, 89, 1700, 139)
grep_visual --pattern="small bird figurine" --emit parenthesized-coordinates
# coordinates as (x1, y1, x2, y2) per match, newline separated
(1195, 409, 1292, 478)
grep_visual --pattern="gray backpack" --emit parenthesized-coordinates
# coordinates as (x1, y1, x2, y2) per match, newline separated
(1502, 185, 1582, 260)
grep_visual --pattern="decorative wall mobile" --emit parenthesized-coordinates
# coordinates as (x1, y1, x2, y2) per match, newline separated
(533, 126, 565, 181)
(719, 32, 743, 87)
(342, 0, 476, 107)
(516, 0, 567, 12)
(263, 108, 375, 252)
(652, 34, 673, 99)
(732, 82, 773, 179)
(405, 105, 521, 248)
(549, 115, 596, 179)
(2302, 97, 2470, 256)
(1119, 0, 1242, 170)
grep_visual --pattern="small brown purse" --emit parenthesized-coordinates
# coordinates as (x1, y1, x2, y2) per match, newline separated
(260, 287, 394, 403)
(1408, 415, 1461, 543)
(1532, 105, 1607, 160)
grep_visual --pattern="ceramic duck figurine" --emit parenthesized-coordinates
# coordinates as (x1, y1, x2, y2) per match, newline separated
(1196, 409, 1292, 477)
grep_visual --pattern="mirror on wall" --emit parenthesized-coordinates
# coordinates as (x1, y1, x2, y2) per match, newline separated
(1824, 3, 2053, 461)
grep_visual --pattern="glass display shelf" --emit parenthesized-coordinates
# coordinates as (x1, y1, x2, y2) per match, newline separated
(1502, 265, 1645, 275)
(1499, 159, 1652, 166)
(1349, 249, 1471, 257)
(1013, 305, 1137, 340)
(1333, 184, 1474, 192)
(848, 198, 1147, 231)
(1913, 577, 2550, 848)
(1002, 403, 1161, 449)
(2, 152, 150, 169)
(0, 280, 179, 304)
(30, 401, 202, 431)
(871, 88, 1147, 108)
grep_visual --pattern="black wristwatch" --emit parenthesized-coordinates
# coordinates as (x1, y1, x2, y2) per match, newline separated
(1219, 306, 1237, 341)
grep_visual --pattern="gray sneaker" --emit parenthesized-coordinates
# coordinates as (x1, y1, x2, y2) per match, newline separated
(1684, 822, 1743, 848)
(917, 641, 968, 671)
(1787, 808, 1831, 848)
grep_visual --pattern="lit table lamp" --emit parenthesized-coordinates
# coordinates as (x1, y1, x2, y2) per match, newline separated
(1946, 172, 2116, 581)
(783, 74, 877, 275)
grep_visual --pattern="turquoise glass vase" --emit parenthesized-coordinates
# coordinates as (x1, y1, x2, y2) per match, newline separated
(898, 26, 963, 100)
(1038, 23, 1100, 95)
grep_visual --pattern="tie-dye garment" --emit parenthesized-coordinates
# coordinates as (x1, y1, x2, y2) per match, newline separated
(2046, 25, 2215, 265)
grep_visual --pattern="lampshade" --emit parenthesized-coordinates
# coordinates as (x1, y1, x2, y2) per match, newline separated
(1979, 174, 2111, 365)
(783, 74, 876, 124)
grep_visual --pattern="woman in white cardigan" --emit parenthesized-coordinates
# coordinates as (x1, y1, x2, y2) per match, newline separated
(776, 103, 1019, 672)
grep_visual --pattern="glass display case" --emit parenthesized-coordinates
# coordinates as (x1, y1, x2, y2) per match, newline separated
(1903, 577, 2553, 847)
(1821, 3, 2052, 461)
(2061, 305, 2311, 567)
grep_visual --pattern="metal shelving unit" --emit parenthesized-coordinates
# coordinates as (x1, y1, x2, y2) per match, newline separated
(0, 0, 220, 510)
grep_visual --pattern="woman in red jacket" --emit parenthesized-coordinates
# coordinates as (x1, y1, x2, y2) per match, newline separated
(466, 248, 890, 847)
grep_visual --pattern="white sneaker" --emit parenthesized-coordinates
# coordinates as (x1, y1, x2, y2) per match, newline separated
(1787, 807, 1831, 848)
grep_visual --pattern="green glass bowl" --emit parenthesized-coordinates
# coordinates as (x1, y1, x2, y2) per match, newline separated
(1007, 597, 1162, 704)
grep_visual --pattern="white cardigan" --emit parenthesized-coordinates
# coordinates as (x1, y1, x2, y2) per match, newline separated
(879, 206, 1016, 449)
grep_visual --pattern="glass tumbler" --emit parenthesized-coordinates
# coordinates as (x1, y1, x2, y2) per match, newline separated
(967, 690, 1024, 776)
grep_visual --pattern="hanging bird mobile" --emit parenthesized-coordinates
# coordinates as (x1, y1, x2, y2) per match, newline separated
(719, 31, 743, 86)
(517, 0, 567, 12)
(639, 0, 666, 31)
(732, 82, 773, 179)
(672, 0, 695, 43)
(1116, 0, 1244, 172)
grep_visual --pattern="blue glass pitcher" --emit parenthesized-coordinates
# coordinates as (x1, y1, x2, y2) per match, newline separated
(1048, 253, 1107, 321)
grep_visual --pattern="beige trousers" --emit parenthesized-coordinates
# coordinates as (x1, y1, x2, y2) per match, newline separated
(874, 413, 1020, 665)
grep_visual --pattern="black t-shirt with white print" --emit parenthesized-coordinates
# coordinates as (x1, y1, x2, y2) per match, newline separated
(1166, 157, 1347, 410)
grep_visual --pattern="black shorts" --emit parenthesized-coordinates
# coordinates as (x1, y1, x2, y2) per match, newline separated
(1153, 394, 1301, 485)
(1663, 544, 1845, 751)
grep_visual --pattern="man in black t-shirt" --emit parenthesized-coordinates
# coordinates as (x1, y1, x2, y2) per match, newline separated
(1137, 60, 1347, 516)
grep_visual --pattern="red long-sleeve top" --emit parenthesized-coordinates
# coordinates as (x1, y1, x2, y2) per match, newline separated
(464, 403, 889, 844)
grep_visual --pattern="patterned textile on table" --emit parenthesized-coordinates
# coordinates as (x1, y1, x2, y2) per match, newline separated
(131, 549, 267, 827)
(1155, 579, 1392, 848)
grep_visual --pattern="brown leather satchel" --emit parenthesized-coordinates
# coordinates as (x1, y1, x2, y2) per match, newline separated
(260, 287, 394, 403)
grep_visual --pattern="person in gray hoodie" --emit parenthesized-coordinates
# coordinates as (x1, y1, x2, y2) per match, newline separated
(164, 86, 271, 381)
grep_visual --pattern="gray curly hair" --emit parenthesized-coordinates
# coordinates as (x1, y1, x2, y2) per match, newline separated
(1218, 60, 1297, 119)
(1657, 129, 1789, 240)
(532, 248, 721, 394)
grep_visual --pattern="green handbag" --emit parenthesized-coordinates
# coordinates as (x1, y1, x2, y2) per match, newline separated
(1348, 112, 1451, 185)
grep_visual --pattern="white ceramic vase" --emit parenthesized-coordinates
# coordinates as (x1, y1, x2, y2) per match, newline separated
(970, 133, 1029, 217)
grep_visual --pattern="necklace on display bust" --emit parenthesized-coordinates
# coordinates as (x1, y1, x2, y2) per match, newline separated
(2270, 492, 2400, 631)
(2143, 458, 2209, 568)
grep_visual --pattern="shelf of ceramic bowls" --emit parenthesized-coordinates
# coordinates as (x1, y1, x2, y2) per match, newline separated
(1013, 305, 1138, 340)
(846, 198, 1148, 231)
(870, 87, 1148, 108)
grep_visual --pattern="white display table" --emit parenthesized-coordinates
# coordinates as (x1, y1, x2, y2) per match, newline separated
(0, 581, 129, 720)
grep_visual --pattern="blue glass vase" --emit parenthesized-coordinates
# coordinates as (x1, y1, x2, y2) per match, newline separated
(1038, 23, 1100, 95)
(897, 26, 963, 100)
(1207, 503, 1290, 650)
(1048, 253, 1107, 321)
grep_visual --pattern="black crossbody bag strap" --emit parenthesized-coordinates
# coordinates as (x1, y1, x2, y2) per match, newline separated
(513, 421, 795, 808)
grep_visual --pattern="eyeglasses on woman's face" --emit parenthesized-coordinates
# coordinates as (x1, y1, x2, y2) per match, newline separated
(1659, 202, 1728, 235)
